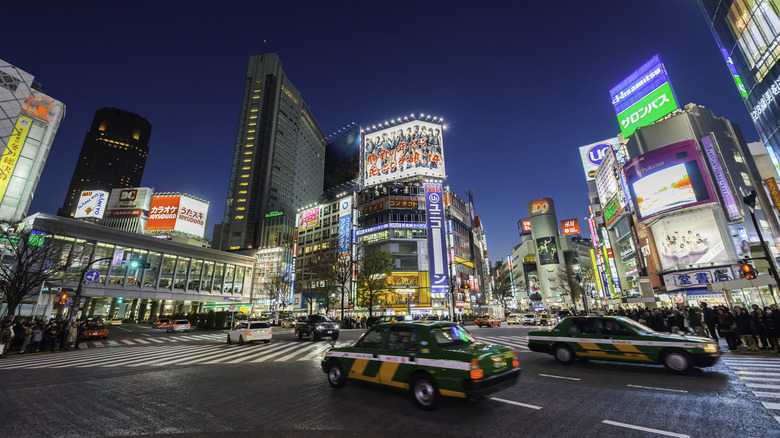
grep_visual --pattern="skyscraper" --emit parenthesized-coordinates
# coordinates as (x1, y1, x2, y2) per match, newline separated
(57, 107, 151, 218)
(0, 59, 65, 223)
(215, 53, 326, 253)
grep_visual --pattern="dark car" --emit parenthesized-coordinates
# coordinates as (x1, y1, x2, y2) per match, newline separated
(295, 314, 340, 341)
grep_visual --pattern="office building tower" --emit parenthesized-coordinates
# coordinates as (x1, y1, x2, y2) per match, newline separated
(0, 59, 65, 223)
(58, 107, 151, 218)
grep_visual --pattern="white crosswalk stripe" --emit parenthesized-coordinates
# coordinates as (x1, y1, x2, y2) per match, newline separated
(723, 356, 780, 419)
(474, 335, 530, 351)
(78, 333, 226, 349)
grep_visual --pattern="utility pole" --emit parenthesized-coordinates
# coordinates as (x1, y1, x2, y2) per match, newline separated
(743, 191, 780, 297)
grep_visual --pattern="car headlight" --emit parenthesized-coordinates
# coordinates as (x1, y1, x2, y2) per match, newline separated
(704, 343, 718, 353)
(317, 325, 324, 330)
(334, 324, 339, 329)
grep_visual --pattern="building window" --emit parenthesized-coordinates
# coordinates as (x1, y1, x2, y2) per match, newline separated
(235, 215, 245, 219)
(742, 172, 753, 186)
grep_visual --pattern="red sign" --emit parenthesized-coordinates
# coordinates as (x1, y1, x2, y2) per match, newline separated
(561, 218, 580, 235)
(522, 220, 532, 232)
(146, 196, 180, 231)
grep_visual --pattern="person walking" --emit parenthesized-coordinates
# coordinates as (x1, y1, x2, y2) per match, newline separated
(735, 306, 759, 352)
(701, 302, 718, 341)
(66, 321, 78, 351)
(1, 321, 13, 358)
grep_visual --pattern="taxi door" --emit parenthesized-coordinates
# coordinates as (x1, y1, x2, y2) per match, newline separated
(378, 326, 420, 389)
(597, 319, 653, 363)
(564, 318, 602, 358)
(347, 326, 389, 384)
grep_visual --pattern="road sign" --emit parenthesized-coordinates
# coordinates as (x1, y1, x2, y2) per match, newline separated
(229, 304, 236, 311)
(85, 270, 100, 282)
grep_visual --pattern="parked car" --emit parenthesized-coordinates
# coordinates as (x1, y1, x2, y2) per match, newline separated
(81, 323, 109, 340)
(227, 321, 272, 345)
(527, 316, 720, 374)
(152, 318, 172, 329)
(322, 321, 521, 410)
(474, 314, 500, 328)
(522, 314, 536, 325)
(506, 314, 521, 325)
(167, 319, 191, 333)
(295, 314, 339, 341)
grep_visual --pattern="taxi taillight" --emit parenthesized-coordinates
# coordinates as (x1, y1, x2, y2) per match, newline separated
(246, 330, 252, 335)
(513, 359, 520, 368)
(469, 358, 483, 380)
(269, 329, 272, 334)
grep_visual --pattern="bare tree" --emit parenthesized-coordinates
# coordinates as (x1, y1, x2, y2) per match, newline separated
(491, 269, 513, 312)
(262, 274, 291, 311)
(355, 247, 393, 317)
(309, 249, 352, 320)
(295, 272, 319, 314)
(556, 260, 582, 310)
(0, 225, 75, 318)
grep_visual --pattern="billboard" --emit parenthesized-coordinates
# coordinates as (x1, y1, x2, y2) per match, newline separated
(298, 206, 321, 230)
(324, 127, 361, 191)
(527, 272, 540, 295)
(362, 120, 445, 186)
(536, 236, 559, 265)
(74, 190, 109, 219)
(650, 209, 727, 270)
(663, 266, 733, 291)
(579, 138, 620, 181)
(624, 140, 715, 222)
(104, 187, 153, 218)
(518, 218, 531, 236)
(338, 196, 352, 255)
(0, 116, 31, 203)
(145, 194, 209, 237)
(595, 146, 620, 204)
(609, 55, 679, 138)
(701, 135, 741, 221)
(561, 218, 580, 235)
(425, 184, 449, 294)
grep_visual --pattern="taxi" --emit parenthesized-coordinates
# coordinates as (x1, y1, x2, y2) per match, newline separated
(81, 323, 109, 340)
(527, 316, 720, 374)
(474, 314, 501, 328)
(322, 321, 521, 410)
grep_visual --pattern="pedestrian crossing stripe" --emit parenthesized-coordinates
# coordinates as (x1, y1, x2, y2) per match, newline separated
(0, 340, 352, 370)
(83, 333, 224, 348)
(723, 354, 780, 416)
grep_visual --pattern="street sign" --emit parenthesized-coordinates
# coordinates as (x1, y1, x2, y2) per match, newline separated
(229, 304, 236, 311)
(85, 270, 100, 282)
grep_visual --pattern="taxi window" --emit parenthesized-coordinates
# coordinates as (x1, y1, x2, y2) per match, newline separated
(387, 328, 418, 351)
(237, 322, 248, 329)
(431, 325, 475, 347)
(599, 319, 635, 336)
(355, 327, 387, 349)
(567, 319, 597, 334)
(249, 323, 269, 329)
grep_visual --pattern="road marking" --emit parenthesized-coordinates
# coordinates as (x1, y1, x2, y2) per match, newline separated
(297, 345, 332, 361)
(731, 365, 780, 370)
(602, 420, 689, 437)
(754, 391, 780, 398)
(740, 377, 780, 382)
(141, 333, 150, 336)
(116, 327, 132, 332)
(225, 343, 295, 364)
(626, 384, 687, 393)
(146, 338, 165, 343)
(147, 346, 226, 366)
(490, 397, 542, 410)
(275, 342, 324, 361)
(249, 343, 302, 362)
(539, 373, 580, 381)
(737, 371, 780, 376)
(121, 340, 135, 345)
(776, 416, 780, 426)
(763, 402, 780, 410)
(92, 342, 105, 348)
(746, 383, 780, 389)
(135, 339, 150, 344)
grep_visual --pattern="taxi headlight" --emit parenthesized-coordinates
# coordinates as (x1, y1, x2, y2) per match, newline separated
(334, 324, 339, 329)
(704, 343, 718, 353)
(317, 325, 324, 330)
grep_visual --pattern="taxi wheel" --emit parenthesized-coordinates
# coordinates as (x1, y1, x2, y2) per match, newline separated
(410, 373, 440, 410)
(227, 335, 232, 344)
(662, 350, 692, 374)
(263, 340, 270, 344)
(297, 331, 303, 341)
(238, 336, 245, 346)
(312, 332, 318, 342)
(553, 344, 575, 365)
(327, 360, 347, 388)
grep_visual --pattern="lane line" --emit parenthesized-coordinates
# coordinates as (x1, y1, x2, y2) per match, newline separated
(754, 391, 780, 398)
(539, 373, 580, 381)
(746, 383, 780, 389)
(275, 343, 325, 361)
(763, 402, 780, 410)
(115, 327, 132, 332)
(602, 420, 689, 438)
(627, 384, 687, 393)
(490, 397, 542, 410)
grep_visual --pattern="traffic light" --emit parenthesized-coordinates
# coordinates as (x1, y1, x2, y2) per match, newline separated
(117, 297, 123, 304)
(740, 262, 757, 280)
(58, 292, 69, 305)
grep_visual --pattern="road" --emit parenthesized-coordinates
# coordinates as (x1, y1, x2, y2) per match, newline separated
(1, 323, 778, 437)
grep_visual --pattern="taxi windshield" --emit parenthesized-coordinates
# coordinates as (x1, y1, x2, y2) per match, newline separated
(430, 325, 475, 347)
(619, 317, 655, 335)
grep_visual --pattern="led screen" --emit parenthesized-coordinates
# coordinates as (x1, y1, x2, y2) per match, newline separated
(536, 236, 559, 265)
(650, 209, 727, 270)
(362, 120, 445, 186)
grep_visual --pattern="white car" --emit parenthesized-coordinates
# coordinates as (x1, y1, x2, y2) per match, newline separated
(227, 321, 272, 345)
(167, 319, 191, 333)
(522, 314, 536, 325)
(506, 314, 521, 325)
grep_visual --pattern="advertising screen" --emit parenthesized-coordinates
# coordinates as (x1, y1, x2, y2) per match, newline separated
(595, 147, 620, 204)
(298, 206, 321, 230)
(624, 140, 715, 222)
(74, 190, 109, 219)
(579, 138, 620, 181)
(527, 272, 540, 295)
(362, 120, 445, 186)
(324, 127, 361, 191)
(146, 196, 179, 231)
(518, 218, 531, 235)
(104, 187, 153, 218)
(425, 184, 449, 294)
(650, 209, 727, 270)
(536, 236, 559, 265)
(609, 55, 679, 138)
(0, 116, 31, 203)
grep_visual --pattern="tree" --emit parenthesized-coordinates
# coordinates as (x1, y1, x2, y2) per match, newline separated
(557, 251, 584, 310)
(295, 272, 320, 314)
(309, 249, 353, 320)
(355, 247, 393, 317)
(491, 269, 513, 312)
(262, 274, 291, 311)
(0, 225, 76, 318)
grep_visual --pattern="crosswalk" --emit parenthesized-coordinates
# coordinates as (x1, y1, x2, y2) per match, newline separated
(82, 333, 225, 348)
(723, 355, 780, 424)
(474, 335, 530, 352)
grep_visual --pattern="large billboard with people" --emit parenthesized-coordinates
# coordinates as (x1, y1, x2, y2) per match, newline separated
(362, 120, 445, 186)
(650, 209, 727, 270)
(623, 140, 715, 222)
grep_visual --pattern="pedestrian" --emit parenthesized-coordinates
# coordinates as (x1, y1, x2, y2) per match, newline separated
(31, 323, 43, 353)
(361, 316, 367, 329)
(717, 307, 739, 350)
(66, 321, 78, 350)
(58, 320, 68, 351)
(0, 321, 13, 358)
(688, 307, 705, 336)
(753, 308, 771, 350)
(18, 322, 32, 354)
(701, 302, 719, 341)
(75, 321, 85, 350)
(46, 322, 59, 353)
(735, 306, 759, 352)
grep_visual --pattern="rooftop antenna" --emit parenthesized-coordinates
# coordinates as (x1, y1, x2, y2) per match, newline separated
(262, 39, 268, 55)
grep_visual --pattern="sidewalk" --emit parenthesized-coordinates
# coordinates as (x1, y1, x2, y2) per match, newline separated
(717, 338, 778, 356)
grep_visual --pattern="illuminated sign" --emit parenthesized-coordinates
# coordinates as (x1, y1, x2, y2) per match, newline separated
(536, 236, 559, 265)
(595, 146, 620, 204)
(609, 55, 679, 138)
(624, 140, 715, 222)
(561, 219, 580, 235)
(22, 97, 54, 121)
(650, 209, 727, 270)
(530, 200, 550, 215)
(579, 138, 619, 181)
(765, 177, 780, 219)
(389, 199, 418, 209)
(145, 194, 209, 237)
(74, 190, 109, 219)
(518, 218, 531, 236)
(719, 47, 748, 99)
(663, 266, 733, 291)
(298, 206, 321, 230)
(105, 187, 153, 218)
(425, 184, 449, 294)
(338, 196, 352, 254)
(362, 120, 445, 186)
(701, 135, 741, 220)
(0, 116, 31, 203)
(603, 198, 624, 227)
(752, 75, 780, 122)
(265, 211, 283, 218)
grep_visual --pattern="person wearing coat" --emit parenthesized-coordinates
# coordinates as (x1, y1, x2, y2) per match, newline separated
(717, 308, 739, 350)
(735, 306, 759, 352)
(66, 322, 78, 350)
(688, 308, 705, 336)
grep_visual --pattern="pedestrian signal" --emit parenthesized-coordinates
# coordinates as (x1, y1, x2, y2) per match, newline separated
(740, 262, 757, 280)
(59, 292, 69, 305)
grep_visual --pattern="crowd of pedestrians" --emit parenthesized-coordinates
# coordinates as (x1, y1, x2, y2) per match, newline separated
(0, 317, 83, 358)
(600, 302, 779, 353)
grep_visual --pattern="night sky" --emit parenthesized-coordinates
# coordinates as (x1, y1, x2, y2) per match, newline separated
(4, 1, 757, 264)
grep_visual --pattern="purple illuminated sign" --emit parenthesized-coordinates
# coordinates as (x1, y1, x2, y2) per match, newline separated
(701, 135, 741, 220)
(425, 184, 449, 294)
(609, 55, 671, 114)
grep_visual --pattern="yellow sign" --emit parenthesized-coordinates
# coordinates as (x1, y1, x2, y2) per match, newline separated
(765, 177, 780, 218)
(590, 249, 603, 297)
(0, 116, 31, 202)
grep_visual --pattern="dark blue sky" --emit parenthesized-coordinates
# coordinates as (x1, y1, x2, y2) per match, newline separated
(4, 1, 756, 263)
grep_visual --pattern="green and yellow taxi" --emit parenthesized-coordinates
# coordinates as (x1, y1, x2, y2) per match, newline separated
(527, 316, 720, 374)
(321, 321, 521, 410)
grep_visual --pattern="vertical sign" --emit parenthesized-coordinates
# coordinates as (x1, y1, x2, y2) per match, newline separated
(467, 189, 476, 228)
(0, 116, 31, 203)
(765, 177, 780, 219)
(590, 249, 604, 298)
(425, 184, 449, 294)
(112, 249, 125, 267)
(702, 134, 741, 220)
(338, 196, 352, 255)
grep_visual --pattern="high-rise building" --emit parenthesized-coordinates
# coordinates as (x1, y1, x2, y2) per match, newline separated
(0, 59, 65, 223)
(697, 0, 780, 176)
(57, 107, 151, 218)
(215, 53, 326, 253)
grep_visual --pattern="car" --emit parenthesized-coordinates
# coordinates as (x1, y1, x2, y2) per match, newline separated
(109, 319, 123, 326)
(378, 315, 414, 324)
(81, 323, 109, 340)
(167, 319, 191, 333)
(152, 318, 172, 329)
(474, 314, 500, 328)
(322, 321, 521, 410)
(281, 318, 297, 328)
(295, 314, 339, 341)
(526, 316, 721, 374)
(506, 314, 521, 325)
(522, 314, 536, 325)
(536, 314, 553, 326)
(227, 321, 272, 345)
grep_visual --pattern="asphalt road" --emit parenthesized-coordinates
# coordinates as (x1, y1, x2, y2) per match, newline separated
(1, 323, 778, 438)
